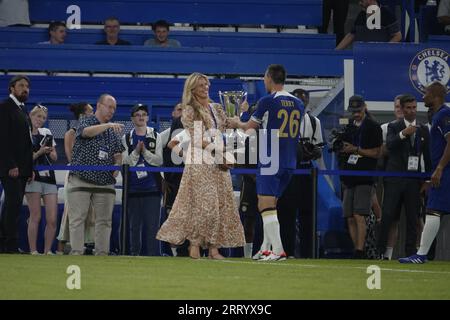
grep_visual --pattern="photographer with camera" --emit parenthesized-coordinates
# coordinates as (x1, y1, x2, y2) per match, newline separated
(278, 88, 325, 258)
(338, 95, 382, 259)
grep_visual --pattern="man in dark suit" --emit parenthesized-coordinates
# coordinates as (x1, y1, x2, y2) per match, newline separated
(0, 75, 33, 253)
(377, 94, 431, 258)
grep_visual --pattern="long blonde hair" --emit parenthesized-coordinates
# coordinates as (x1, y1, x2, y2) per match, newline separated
(182, 72, 212, 129)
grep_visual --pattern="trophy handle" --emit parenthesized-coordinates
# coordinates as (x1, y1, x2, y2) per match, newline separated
(218, 91, 224, 106)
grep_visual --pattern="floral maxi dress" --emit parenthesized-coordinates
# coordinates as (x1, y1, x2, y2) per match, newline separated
(156, 103, 245, 249)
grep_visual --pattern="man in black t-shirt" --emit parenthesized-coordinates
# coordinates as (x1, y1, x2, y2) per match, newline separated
(95, 17, 131, 46)
(340, 95, 382, 258)
(336, 0, 402, 50)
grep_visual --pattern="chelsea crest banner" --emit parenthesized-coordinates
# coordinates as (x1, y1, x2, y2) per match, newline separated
(354, 42, 450, 102)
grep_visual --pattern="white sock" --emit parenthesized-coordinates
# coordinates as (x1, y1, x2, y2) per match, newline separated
(243, 243, 253, 258)
(259, 223, 271, 252)
(171, 247, 178, 257)
(262, 210, 284, 255)
(384, 247, 393, 260)
(417, 215, 440, 256)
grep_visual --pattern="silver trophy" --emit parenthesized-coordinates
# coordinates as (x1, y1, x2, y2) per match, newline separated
(218, 91, 248, 162)
(218, 91, 248, 118)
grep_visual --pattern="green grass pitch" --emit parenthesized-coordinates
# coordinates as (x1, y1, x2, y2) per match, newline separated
(1, 255, 449, 299)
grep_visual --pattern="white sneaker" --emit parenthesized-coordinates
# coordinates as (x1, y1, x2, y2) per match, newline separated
(252, 250, 271, 260)
(46, 251, 55, 255)
(260, 251, 287, 262)
(30, 251, 40, 255)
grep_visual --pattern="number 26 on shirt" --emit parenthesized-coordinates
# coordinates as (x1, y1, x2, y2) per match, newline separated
(277, 109, 300, 138)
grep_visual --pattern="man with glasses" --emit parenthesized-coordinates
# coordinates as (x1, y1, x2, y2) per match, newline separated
(340, 95, 382, 259)
(66, 94, 125, 255)
(96, 17, 131, 46)
(122, 104, 163, 256)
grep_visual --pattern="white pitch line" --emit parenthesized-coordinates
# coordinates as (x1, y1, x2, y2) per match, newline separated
(217, 259, 450, 275)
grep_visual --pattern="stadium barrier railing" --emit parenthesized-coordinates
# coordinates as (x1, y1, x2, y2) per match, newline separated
(32, 164, 431, 257)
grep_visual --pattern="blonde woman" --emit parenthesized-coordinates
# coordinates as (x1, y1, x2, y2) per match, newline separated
(25, 105, 58, 255)
(157, 73, 245, 259)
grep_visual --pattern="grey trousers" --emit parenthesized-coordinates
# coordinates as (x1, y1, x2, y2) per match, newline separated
(66, 175, 115, 255)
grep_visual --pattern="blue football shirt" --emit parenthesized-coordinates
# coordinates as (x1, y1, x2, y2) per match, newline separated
(251, 91, 304, 169)
(430, 105, 450, 170)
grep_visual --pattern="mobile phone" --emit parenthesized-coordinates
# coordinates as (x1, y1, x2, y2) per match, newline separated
(41, 135, 53, 147)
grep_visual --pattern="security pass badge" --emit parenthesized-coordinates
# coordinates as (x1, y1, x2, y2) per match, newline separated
(408, 156, 419, 171)
(98, 149, 108, 160)
(136, 163, 148, 179)
(347, 154, 361, 165)
(39, 170, 50, 178)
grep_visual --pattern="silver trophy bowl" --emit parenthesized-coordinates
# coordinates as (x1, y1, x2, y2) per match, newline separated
(218, 91, 248, 162)
(218, 91, 248, 118)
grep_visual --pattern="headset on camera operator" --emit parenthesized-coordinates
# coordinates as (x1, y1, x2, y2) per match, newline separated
(337, 95, 382, 259)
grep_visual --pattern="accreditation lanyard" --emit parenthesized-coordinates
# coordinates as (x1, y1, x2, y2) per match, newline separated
(352, 120, 365, 148)
(410, 129, 421, 156)
(407, 128, 422, 171)
(209, 104, 218, 129)
(98, 127, 112, 161)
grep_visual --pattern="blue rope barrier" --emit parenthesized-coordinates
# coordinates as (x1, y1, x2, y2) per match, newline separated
(319, 169, 431, 179)
(36, 165, 120, 171)
(35, 165, 432, 179)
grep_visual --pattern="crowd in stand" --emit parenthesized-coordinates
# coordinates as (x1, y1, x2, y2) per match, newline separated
(37, 18, 181, 47)
(1, 1, 449, 46)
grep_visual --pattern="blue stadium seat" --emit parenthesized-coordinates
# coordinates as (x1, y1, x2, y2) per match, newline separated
(428, 35, 450, 44)
(418, 4, 445, 42)
(0, 75, 248, 118)
(0, 27, 336, 49)
(0, 44, 351, 77)
(29, 0, 322, 26)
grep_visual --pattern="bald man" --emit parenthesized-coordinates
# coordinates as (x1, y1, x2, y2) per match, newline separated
(66, 94, 125, 255)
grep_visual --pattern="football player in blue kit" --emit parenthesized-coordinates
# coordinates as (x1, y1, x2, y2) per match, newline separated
(229, 64, 304, 261)
(399, 82, 450, 263)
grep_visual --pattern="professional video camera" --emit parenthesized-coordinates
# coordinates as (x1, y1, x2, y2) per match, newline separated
(298, 138, 325, 161)
(328, 119, 358, 153)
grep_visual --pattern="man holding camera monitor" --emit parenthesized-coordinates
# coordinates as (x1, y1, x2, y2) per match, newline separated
(339, 95, 382, 259)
